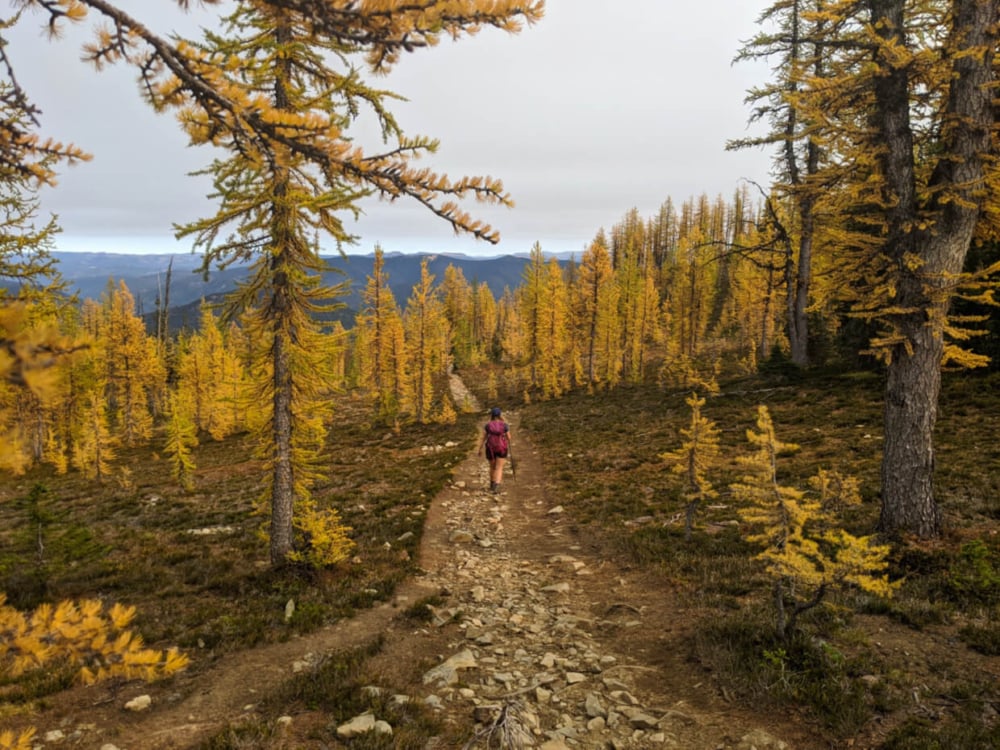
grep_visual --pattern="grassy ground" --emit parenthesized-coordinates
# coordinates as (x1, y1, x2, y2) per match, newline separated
(0, 396, 478, 704)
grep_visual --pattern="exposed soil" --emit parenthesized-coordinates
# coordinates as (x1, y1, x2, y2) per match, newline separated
(16, 378, 1000, 749)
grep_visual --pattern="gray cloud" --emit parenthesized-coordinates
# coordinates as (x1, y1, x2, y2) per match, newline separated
(9, 0, 773, 257)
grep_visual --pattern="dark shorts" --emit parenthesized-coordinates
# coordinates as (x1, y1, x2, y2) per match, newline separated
(486, 447, 508, 460)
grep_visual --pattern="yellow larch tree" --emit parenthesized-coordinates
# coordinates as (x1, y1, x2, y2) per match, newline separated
(732, 405, 895, 639)
(404, 258, 449, 424)
(661, 393, 722, 540)
(163, 385, 198, 491)
(740, 0, 998, 537)
(572, 230, 620, 389)
(518, 242, 547, 389)
(71, 391, 117, 483)
(473, 281, 498, 364)
(440, 263, 476, 368)
(99, 281, 164, 448)
(612, 209, 661, 383)
(178, 301, 244, 441)
(356, 246, 410, 422)
(537, 255, 570, 399)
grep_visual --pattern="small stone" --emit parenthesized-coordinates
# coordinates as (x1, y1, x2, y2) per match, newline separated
(584, 692, 606, 718)
(124, 695, 152, 712)
(736, 729, 789, 749)
(587, 716, 607, 731)
(610, 689, 640, 706)
(423, 649, 477, 686)
(541, 582, 571, 594)
(423, 694, 444, 710)
(621, 707, 659, 729)
(336, 713, 376, 738)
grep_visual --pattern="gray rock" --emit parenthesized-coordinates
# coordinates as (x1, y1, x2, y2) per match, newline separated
(736, 729, 789, 749)
(423, 649, 477, 686)
(584, 692, 606, 718)
(336, 713, 376, 738)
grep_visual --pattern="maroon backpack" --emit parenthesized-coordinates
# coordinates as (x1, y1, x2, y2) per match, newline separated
(485, 420, 508, 454)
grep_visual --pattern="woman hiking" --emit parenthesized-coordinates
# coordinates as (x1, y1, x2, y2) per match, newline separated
(479, 407, 511, 493)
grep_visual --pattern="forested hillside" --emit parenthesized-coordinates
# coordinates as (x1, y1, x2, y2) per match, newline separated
(1, 1, 999, 749)
(26, 251, 545, 331)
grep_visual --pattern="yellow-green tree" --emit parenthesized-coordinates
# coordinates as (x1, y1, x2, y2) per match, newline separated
(440, 264, 476, 368)
(731, 0, 833, 367)
(537, 256, 570, 398)
(518, 242, 547, 388)
(573, 231, 620, 388)
(661, 393, 721, 539)
(732, 406, 894, 638)
(163, 386, 198, 491)
(99, 281, 164, 447)
(174, 5, 356, 566)
(404, 258, 449, 423)
(743, 0, 999, 537)
(178, 301, 245, 441)
(613, 209, 660, 382)
(71, 391, 116, 482)
(356, 246, 410, 422)
(472, 281, 498, 364)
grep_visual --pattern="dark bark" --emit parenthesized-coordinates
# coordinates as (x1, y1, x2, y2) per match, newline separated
(269, 21, 296, 566)
(872, 0, 997, 537)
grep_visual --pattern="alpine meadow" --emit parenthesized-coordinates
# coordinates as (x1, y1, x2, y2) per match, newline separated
(1, 2, 1000, 750)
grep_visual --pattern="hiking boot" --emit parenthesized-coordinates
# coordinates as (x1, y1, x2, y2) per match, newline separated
(489, 481, 497, 493)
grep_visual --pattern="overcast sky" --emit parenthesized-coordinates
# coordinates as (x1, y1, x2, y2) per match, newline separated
(8, 1, 774, 258)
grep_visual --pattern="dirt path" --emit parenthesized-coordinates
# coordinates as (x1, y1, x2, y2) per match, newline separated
(33, 384, 817, 749)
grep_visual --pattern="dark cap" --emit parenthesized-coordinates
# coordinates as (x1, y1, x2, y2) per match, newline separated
(490, 407, 501, 418)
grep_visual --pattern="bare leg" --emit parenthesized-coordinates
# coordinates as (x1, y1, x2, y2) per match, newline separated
(492, 457, 506, 488)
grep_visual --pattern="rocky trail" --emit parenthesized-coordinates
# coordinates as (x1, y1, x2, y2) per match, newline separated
(31, 377, 810, 749)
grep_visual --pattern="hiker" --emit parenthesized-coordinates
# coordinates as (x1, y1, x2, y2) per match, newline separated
(479, 406, 511, 493)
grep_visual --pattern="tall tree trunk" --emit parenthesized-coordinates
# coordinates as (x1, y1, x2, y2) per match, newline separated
(269, 20, 296, 565)
(880, 319, 942, 536)
(270, 294, 295, 564)
(872, 0, 996, 537)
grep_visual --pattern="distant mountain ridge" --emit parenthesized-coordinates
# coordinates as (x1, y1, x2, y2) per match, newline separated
(42, 251, 561, 330)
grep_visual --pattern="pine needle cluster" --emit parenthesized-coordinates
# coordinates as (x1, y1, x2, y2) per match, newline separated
(0, 593, 188, 685)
